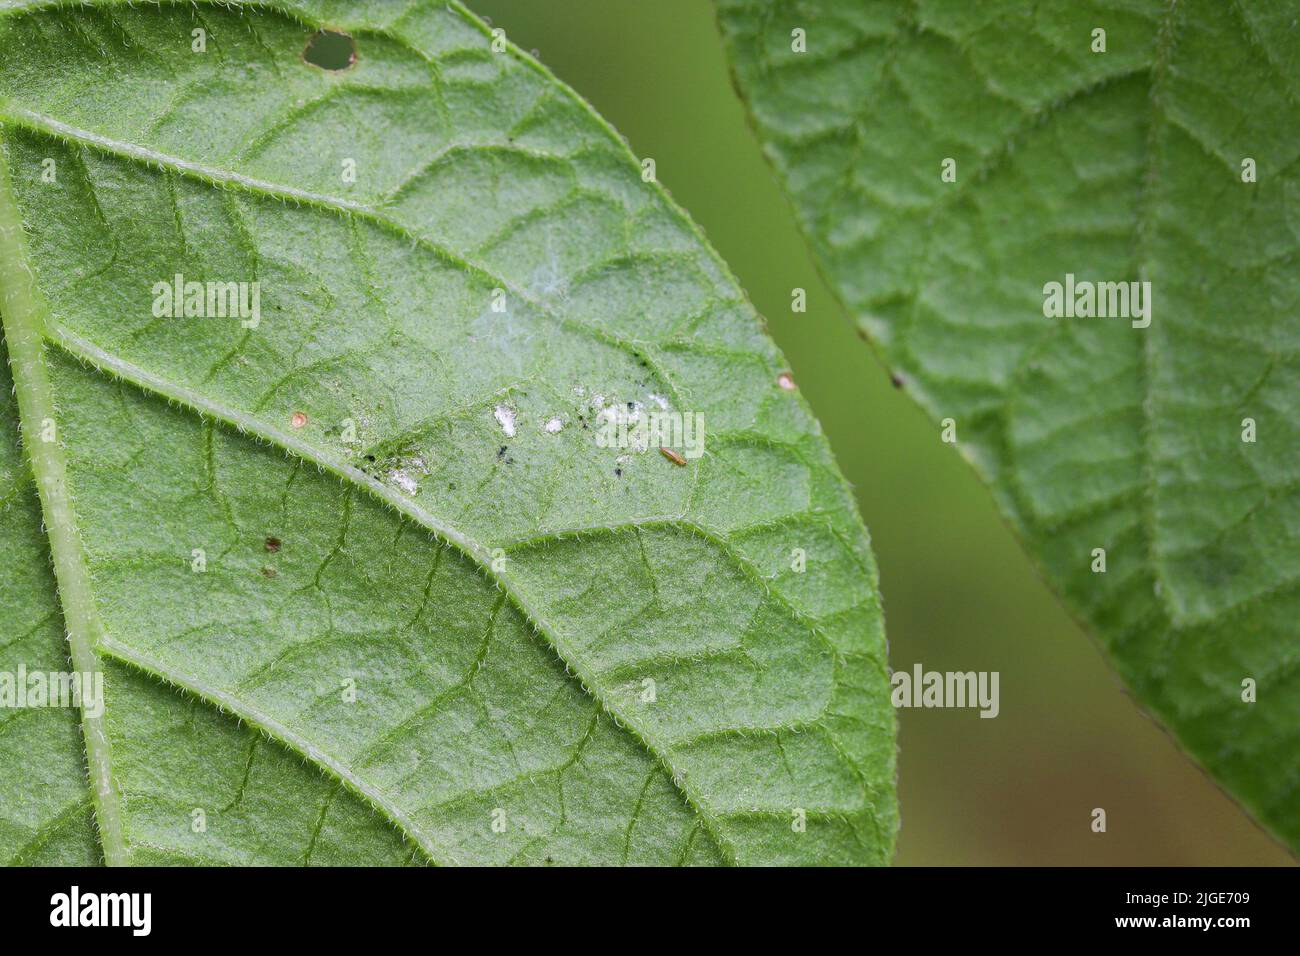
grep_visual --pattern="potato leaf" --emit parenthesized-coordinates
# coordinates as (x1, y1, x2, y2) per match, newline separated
(0, 0, 895, 865)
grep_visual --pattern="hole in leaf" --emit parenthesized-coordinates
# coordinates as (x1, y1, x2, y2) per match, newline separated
(303, 30, 356, 71)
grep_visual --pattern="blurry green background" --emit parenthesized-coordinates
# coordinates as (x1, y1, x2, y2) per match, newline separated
(475, 0, 1292, 866)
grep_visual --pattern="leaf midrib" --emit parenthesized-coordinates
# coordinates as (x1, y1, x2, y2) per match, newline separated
(0, 138, 128, 864)
(1131, 0, 1181, 627)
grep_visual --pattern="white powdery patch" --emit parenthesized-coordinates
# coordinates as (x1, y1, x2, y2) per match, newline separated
(388, 469, 419, 495)
(493, 404, 517, 438)
(648, 393, 669, 410)
(593, 398, 650, 452)
(544, 416, 564, 434)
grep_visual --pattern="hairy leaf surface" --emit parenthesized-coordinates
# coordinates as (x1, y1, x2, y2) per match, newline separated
(0, 0, 896, 865)
(718, 0, 1299, 847)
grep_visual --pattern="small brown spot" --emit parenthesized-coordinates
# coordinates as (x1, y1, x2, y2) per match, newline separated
(659, 446, 687, 466)
(290, 411, 308, 429)
(890, 372, 905, 389)
(777, 372, 797, 391)
(261, 566, 278, 579)
(265, 536, 282, 553)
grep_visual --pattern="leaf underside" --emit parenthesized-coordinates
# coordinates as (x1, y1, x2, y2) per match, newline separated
(718, 0, 1300, 848)
(0, 0, 896, 865)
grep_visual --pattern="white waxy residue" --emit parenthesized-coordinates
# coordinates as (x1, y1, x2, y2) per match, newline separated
(493, 404, 517, 438)
(389, 469, 419, 495)
(544, 416, 564, 433)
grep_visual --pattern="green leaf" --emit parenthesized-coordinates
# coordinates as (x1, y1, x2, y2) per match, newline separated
(717, 0, 1299, 847)
(0, 0, 896, 865)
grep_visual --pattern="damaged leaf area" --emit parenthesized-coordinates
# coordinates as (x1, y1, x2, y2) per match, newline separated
(718, 0, 1300, 848)
(0, 1, 895, 864)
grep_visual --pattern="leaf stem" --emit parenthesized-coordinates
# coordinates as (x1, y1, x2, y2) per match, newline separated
(0, 135, 128, 865)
